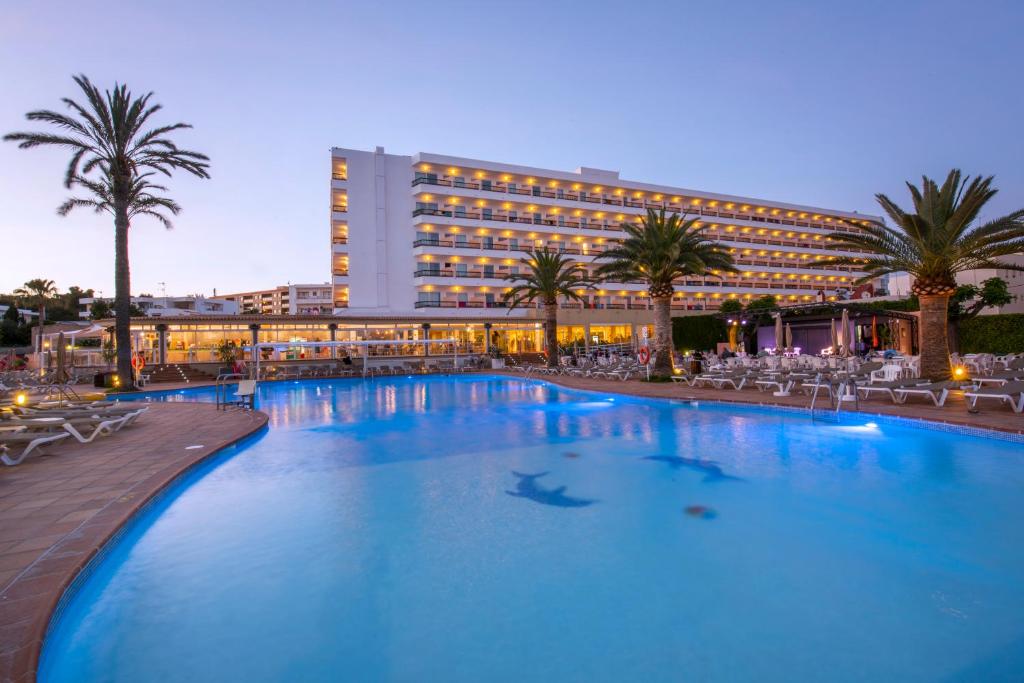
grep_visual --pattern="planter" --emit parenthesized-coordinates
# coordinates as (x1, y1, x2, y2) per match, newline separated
(490, 358, 506, 369)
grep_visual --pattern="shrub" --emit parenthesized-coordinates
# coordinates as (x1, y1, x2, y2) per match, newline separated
(672, 315, 726, 352)
(958, 314, 1024, 354)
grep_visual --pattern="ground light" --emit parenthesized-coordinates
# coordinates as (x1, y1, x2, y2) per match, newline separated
(14, 392, 28, 406)
(953, 365, 969, 380)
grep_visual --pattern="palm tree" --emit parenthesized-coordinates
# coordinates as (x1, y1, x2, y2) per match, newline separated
(5, 74, 210, 389)
(594, 209, 737, 377)
(503, 250, 591, 367)
(14, 278, 58, 358)
(831, 170, 1024, 380)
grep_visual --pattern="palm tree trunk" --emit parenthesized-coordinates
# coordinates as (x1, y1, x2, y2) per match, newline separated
(544, 302, 558, 368)
(113, 202, 135, 390)
(918, 294, 951, 381)
(36, 303, 46, 376)
(651, 295, 673, 377)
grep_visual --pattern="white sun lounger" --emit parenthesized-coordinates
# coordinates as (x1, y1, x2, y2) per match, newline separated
(892, 381, 957, 407)
(963, 381, 1024, 413)
(0, 430, 71, 466)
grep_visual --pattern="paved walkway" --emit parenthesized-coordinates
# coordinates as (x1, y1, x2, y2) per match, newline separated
(493, 370, 1024, 435)
(0, 402, 267, 683)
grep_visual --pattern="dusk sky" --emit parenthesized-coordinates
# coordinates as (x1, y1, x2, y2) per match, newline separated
(2, 0, 1021, 297)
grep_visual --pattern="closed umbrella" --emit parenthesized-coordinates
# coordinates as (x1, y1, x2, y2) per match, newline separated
(840, 308, 850, 357)
(784, 323, 793, 351)
(830, 318, 838, 353)
(774, 314, 784, 351)
(871, 316, 879, 349)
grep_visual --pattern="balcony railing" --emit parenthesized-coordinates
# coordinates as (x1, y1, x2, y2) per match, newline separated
(332, 173, 347, 181)
(332, 236, 349, 244)
(412, 238, 606, 256)
(411, 176, 868, 233)
(332, 204, 347, 213)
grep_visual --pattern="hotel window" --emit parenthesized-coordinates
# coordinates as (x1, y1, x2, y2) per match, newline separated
(531, 185, 541, 197)
(483, 265, 495, 278)
(416, 201, 438, 212)
(456, 263, 468, 277)
(508, 238, 519, 251)
(508, 210, 518, 223)
(418, 291, 440, 305)
(414, 171, 438, 184)
(481, 179, 492, 191)
(482, 208, 493, 220)
(485, 293, 496, 306)
(454, 205, 468, 218)
(457, 293, 469, 307)
(482, 236, 494, 249)
(416, 231, 439, 245)
(455, 233, 468, 246)
(453, 176, 467, 188)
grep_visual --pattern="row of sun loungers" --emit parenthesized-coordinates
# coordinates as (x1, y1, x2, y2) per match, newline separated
(0, 401, 148, 466)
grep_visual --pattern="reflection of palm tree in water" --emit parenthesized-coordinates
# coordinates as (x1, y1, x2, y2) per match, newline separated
(506, 471, 596, 508)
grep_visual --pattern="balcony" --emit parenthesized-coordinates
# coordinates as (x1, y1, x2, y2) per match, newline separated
(412, 238, 607, 256)
(411, 176, 869, 233)
(332, 236, 348, 245)
(332, 204, 347, 213)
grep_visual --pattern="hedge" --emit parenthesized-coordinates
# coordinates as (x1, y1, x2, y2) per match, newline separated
(672, 315, 726, 352)
(957, 314, 1024, 354)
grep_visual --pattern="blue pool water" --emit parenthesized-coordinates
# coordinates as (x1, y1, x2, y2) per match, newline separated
(41, 376, 1024, 682)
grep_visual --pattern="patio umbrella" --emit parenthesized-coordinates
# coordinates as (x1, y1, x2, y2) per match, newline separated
(774, 314, 784, 351)
(784, 323, 793, 351)
(871, 316, 879, 348)
(840, 308, 851, 357)
(830, 318, 838, 353)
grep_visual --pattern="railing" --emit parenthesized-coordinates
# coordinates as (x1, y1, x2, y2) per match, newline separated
(332, 236, 348, 244)
(332, 173, 347, 181)
(412, 238, 607, 256)
(410, 176, 870, 233)
(331, 204, 347, 213)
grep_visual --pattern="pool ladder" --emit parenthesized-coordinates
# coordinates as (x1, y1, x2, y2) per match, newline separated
(215, 373, 245, 410)
(809, 373, 859, 422)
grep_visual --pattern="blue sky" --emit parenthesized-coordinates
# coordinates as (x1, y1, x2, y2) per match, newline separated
(2, 0, 1022, 296)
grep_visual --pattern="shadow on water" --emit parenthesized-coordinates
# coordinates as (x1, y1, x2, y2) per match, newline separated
(643, 455, 742, 482)
(505, 471, 596, 508)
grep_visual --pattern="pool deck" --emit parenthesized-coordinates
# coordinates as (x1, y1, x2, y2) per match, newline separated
(0, 402, 268, 683)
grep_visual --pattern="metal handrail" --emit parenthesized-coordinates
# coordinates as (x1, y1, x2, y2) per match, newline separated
(215, 372, 244, 410)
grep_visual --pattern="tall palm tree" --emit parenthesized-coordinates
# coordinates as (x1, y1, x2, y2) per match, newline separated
(5, 74, 210, 388)
(503, 249, 591, 367)
(14, 278, 58, 358)
(594, 209, 738, 377)
(831, 170, 1024, 380)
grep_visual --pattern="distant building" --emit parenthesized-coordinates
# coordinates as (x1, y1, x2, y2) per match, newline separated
(79, 295, 239, 318)
(220, 284, 334, 316)
(0, 304, 38, 320)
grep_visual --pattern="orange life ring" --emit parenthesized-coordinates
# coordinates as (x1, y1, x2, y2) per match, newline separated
(131, 354, 146, 370)
(638, 347, 651, 364)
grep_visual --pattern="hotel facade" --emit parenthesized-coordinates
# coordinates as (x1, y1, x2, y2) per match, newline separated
(331, 146, 881, 347)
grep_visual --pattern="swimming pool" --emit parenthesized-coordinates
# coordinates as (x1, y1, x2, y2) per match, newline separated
(41, 376, 1024, 682)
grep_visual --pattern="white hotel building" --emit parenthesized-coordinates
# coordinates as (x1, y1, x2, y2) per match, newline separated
(331, 146, 880, 345)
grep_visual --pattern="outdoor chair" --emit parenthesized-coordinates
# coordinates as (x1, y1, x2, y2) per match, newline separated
(892, 381, 958, 407)
(0, 429, 71, 466)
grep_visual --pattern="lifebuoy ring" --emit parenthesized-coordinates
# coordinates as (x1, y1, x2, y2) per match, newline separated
(637, 347, 651, 364)
(131, 354, 146, 371)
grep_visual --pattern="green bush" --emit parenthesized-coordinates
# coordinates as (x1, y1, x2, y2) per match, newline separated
(958, 314, 1024, 354)
(672, 315, 726, 352)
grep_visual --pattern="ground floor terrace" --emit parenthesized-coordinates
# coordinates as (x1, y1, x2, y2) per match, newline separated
(89, 313, 657, 366)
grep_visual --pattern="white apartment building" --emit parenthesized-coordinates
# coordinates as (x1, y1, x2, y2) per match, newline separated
(221, 284, 334, 316)
(79, 295, 238, 318)
(331, 146, 881, 336)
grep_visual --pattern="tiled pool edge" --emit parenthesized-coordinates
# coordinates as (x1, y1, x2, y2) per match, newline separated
(0, 410, 269, 683)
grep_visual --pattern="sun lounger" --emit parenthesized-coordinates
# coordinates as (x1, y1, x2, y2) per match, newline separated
(892, 380, 958, 407)
(963, 381, 1024, 413)
(0, 430, 71, 466)
(857, 378, 929, 403)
